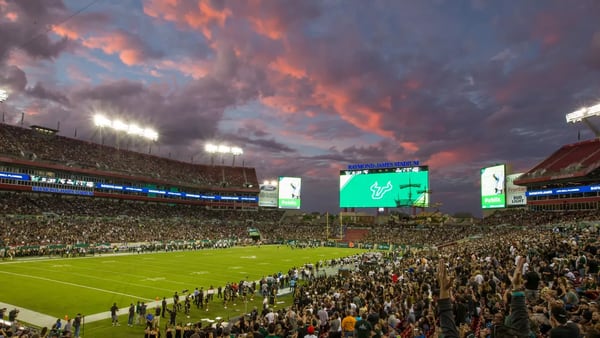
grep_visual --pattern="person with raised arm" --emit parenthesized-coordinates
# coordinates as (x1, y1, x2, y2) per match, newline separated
(437, 256, 531, 338)
(437, 257, 460, 338)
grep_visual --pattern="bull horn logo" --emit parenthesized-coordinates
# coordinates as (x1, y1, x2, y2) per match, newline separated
(370, 181, 392, 200)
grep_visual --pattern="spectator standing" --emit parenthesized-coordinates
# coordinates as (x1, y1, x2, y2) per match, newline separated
(128, 303, 135, 327)
(63, 318, 72, 336)
(110, 302, 119, 326)
(73, 313, 82, 338)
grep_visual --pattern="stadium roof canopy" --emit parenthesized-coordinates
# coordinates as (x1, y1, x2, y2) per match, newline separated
(514, 138, 600, 185)
(30, 125, 59, 135)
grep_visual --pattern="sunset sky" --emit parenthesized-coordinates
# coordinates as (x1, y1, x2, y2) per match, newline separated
(1, 0, 599, 216)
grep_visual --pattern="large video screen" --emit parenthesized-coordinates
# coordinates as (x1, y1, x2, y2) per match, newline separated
(339, 166, 429, 208)
(278, 177, 301, 209)
(258, 182, 279, 207)
(481, 164, 506, 209)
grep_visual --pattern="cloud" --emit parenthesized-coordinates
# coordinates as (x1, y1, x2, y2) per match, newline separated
(0, 65, 27, 92)
(0, 0, 70, 62)
(26, 82, 70, 105)
(80, 30, 163, 66)
(587, 31, 600, 69)
(2, 0, 600, 216)
(143, 0, 231, 40)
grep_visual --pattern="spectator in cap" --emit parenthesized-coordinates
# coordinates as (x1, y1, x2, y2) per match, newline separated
(304, 325, 317, 338)
(549, 304, 580, 338)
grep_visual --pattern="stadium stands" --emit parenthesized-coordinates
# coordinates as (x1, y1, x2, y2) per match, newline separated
(0, 123, 259, 190)
(517, 138, 600, 184)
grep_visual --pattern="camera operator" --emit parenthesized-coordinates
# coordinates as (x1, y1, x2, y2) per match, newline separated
(8, 309, 18, 322)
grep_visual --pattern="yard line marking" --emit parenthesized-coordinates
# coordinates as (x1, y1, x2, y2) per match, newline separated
(0, 270, 153, 301)
(11, 264, 176, 293)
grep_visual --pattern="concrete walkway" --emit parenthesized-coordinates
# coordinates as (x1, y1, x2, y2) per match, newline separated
(0, 301, 58, 329)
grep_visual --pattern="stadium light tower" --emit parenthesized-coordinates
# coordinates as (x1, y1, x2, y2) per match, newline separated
(92, 114, 159, 150)
(566, 103, 600, 138)
(204, 143, 243, 166)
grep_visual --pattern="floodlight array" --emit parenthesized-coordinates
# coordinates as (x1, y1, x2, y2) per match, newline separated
(0, 89, 8, 102)
(93, 114, 158, 141)
(205, 143, 244, 155)
(566, 103, 600, 123)
(263, 180, 278, 186)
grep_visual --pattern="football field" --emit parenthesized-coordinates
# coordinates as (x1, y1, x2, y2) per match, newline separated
(1, 245, 364, 337)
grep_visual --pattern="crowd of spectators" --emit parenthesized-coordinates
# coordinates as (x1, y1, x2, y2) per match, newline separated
(234, 224, 600, 338)
(0, 123, 256, 189)
(3, 193, 600, 251)
(2, 191, 600, 337)
(0, 193, 287, 249)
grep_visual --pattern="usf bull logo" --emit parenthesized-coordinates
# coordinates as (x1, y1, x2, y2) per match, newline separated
(370, 181, 392, 200)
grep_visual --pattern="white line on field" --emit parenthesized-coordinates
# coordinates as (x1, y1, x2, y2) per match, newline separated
(0, 270, 153, 301)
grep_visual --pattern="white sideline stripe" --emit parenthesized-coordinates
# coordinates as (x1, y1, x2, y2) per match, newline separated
(0, 301, 58, 328)
(0, 270, 153, 301)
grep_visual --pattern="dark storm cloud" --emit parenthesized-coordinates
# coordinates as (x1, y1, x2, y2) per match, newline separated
(26, 82, 70, 105)
(236, 123, 270, 138)
(0, 66, 27, 92)
(240, 137, 295, 154)
(0, 0, 70, 62)
(71, 79, 228, 146)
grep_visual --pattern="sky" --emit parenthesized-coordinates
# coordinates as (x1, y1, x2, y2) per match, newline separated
(1, 0, 600, 217)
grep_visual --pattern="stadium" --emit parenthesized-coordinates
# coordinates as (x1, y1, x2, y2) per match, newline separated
(0, 102, 600, 338)
(1, 1, 600, 338)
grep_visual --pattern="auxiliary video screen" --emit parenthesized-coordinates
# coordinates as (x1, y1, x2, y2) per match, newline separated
(278, 176, 301, 209)
(480, 164, 506, 209)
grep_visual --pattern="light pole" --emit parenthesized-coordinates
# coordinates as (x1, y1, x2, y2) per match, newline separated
(0, 89, 7, 123)
(205, 143, 218, 165)
(231, 147, 243, 166)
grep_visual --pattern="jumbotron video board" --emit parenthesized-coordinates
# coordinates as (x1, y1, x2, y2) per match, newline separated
(339, 166, 429, 208)
(278, 176, 301, 209)
(480, 164, 506, 209)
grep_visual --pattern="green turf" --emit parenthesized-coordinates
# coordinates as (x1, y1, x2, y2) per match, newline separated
(1, 245, 364, 337)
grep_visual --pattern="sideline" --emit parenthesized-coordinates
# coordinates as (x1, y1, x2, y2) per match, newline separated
(3, 281, 299, 328)
(0, 301, 57, 329)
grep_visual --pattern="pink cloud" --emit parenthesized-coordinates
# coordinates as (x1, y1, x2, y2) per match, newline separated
(310, 84, 394, 139)
(4, 11, 17, 21)
(80, 31, 160, 66)
(248, 16, 284, 40)
(52, 25, 80, 40)
(143, 0, 231, 40)
(401, 142, 419, 154)
(426, 148, 477, 170)
(269, 57, 306, 79)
